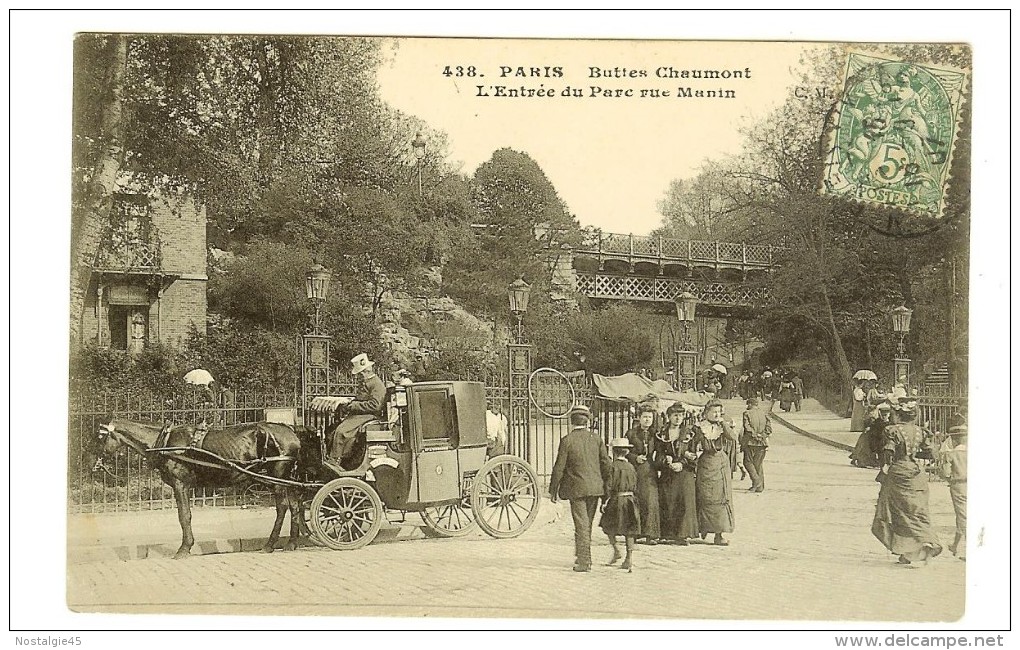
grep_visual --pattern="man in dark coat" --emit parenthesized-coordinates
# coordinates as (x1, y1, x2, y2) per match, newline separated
(741, 397, 772, 492)
(549, 405, 611, 572)
(328, 353, 387, 467)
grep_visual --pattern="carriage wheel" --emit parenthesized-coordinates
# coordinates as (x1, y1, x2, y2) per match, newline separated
(300, 494, 329, 547)
(421, 486, 477, 538)
(470, 455, 540, 539)
(309, 478, 384, 551)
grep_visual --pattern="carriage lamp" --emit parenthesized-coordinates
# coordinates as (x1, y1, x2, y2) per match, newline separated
(507, 276, 532, 343)
(306, 263, 332, 333)
(674, 292, 699, 391)
(412, 132, 427, 197)
(890, 305, 914, 388)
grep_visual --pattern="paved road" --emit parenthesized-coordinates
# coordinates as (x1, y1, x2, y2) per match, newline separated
(68, 405, 965, 621)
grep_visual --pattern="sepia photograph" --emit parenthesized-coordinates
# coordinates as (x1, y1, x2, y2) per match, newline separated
(7, 7, 1012, 643)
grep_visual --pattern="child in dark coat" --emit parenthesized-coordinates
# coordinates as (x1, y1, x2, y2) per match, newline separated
(600, 438, 642, 571)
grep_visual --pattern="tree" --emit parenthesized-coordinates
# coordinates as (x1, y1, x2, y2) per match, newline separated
(445, 148, 581, 317)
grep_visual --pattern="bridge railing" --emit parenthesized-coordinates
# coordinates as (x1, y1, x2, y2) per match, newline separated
(578, 231, 777, 268)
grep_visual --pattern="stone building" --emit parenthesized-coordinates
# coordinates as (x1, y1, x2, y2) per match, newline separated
(80, 185, 207, 352)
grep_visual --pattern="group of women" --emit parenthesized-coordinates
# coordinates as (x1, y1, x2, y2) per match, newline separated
(624, 399, 739, 547)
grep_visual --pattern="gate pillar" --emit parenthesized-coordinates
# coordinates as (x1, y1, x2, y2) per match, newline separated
(300, 334, 332, 425)
(507, 341, 533, 462)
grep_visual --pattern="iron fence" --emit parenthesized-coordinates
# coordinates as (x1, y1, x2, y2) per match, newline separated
(69, 387, 300, 513)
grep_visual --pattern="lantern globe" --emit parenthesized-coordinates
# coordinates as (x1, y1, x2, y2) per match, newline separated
(675, 291, 698, 323)
(891, 305, 913, 334)
(306, 263, 332, 302)
(412, 132, 427, 160)
(508, 276, 532, 314)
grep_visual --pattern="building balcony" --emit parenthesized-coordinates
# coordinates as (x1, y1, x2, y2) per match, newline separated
(93, 239, 162, 274)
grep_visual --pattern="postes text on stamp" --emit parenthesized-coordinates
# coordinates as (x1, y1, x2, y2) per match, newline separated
(821, 52, 968, 219)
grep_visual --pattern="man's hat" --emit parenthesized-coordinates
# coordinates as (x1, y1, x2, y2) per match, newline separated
(568, 404, 592, 418)
(948, 424, 968, 436)
(876, 399, 893, 411)
(890, 397, 918, 413)
(609, 437, 633, 450)
(350, 353, 375, 374)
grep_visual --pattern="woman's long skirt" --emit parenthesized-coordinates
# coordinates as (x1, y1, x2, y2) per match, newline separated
(850, 400, 867, 432)
(696, 451, 734, 534)
(871, 462, 943, 561)
(634, 463, 661, 540)
(850, 431, 880, 467)
(659, 469, 699, 540)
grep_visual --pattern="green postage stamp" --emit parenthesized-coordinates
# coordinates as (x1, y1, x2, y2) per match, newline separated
(821, 52, 968, 219)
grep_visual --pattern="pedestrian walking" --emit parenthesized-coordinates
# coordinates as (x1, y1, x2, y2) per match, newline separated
(850, 379, 868, 432)
(740, 397, 771, 492)
(850, 399, 890, 468)
(600, 438, 642, 571)
(777, 375, 796, 412)
(626, 406, 662, 544)
(871, 398, 943, 566)
(791, 372, 805, 411)
(549, 405, 612, 573)
(654, 404, 699, 544)
(939, 415, 967, 561)
(694, 399, 739, 545)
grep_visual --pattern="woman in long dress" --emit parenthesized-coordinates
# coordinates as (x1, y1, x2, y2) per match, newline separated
(871, 399, 943, 566)
(625, 406, 661, 544)
(653, 404, 699, 545)
(693, 399, 739, 545)
(850, 379, 867, 431)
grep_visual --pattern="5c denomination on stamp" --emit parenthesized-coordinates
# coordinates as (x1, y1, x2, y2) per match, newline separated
(820, 52, 968, 219)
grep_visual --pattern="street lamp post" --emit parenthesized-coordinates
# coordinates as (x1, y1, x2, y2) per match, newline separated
(891, 305, 913, 389)
(305, 263, 332, 335)
(506, 276, 533, 461)
(507, 276, 532, 344)
(674, 291, 699, 391)
(412, 132, 427, 198)
(301, 263, 333, 422)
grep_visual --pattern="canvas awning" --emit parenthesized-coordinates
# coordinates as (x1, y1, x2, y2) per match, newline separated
(592, 373, 709, 412)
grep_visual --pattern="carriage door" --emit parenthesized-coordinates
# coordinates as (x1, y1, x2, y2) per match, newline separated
(412, 386, 460, 503)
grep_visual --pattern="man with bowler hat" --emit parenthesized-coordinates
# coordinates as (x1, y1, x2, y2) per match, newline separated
(549, 404, 611, 572)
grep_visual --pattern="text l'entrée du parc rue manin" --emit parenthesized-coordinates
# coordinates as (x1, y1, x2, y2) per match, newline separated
(441, 65, 753, 100)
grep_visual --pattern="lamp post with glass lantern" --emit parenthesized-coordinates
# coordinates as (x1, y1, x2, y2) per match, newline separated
(674, 291, 699, 391)
(891, 305, 913, 389)
(412, 132, 427, 198)
(506, 276, 533, 460)
(301, 263, 333, 420)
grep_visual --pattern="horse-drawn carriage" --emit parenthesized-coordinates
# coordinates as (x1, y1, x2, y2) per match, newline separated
(96, 380, 540, 557)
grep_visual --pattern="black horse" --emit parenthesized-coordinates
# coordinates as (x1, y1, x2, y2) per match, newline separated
(97, 417, 309, 559)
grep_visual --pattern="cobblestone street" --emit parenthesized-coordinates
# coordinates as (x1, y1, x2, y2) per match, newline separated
(67, 408, 966, 622)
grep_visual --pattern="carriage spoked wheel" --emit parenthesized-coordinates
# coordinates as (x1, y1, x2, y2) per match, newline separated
(470, 455, 540, 539)
(421, 486, 477, 538)
(309, 477, 384, 551)
(300, 494, 329, 548)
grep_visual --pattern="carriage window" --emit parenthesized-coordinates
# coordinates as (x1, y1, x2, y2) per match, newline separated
(416, 390, 456, 443)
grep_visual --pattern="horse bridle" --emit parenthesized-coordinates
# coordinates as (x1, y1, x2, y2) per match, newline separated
(93, 422, 134, 479)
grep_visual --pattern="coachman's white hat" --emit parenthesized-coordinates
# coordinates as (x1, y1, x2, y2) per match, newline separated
(350, 353, 375, 374)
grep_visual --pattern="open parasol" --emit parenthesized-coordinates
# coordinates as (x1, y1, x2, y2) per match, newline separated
(853, 369, 878, 381)
(711, 363, 728, 374)
(184, 368, 215, 386)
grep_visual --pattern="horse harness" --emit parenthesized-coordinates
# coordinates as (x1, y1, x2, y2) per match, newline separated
(152, 423, 295, 476)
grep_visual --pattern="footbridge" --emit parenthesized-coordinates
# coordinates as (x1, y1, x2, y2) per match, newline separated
(560, 232, 780, 317)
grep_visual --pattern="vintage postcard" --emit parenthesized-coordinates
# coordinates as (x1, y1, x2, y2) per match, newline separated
(46, 24, 995, 633)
